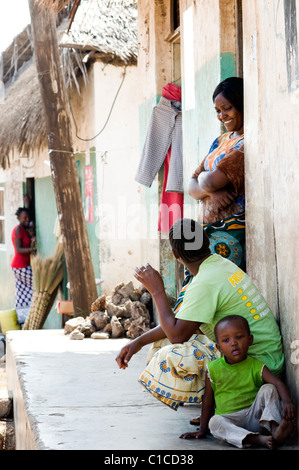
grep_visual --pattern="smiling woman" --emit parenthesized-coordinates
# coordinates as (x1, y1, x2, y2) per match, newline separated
(214, 91, 243, 137)
(188, 77, 246, 271)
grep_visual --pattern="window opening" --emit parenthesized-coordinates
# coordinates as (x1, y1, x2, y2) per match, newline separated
(25, 177, 35, 224)
(235, 0, 243, 77)
(173, 0, 180, 31)
(166, 1, 181, 85)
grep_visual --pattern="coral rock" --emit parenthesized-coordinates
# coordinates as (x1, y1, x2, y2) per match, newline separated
(64, 316, 85, 334)
(111, 293, 123, 305)
(90, 311, 110, 330)
(91, 295, 107, 312)
(125, 315, 150, 338)
(77, 319, 95, 337)
(111, 315, 125, 338)
(130, 301, 151, 321)
(65, 282, 153, 341)
(103, 323, 112, 333)
(91, 332, 110, 339)
(106, 302, 131, 318)
(140, 291, 151, 305)
(69, 328, 85, 340)
(116, 281, 134, 298)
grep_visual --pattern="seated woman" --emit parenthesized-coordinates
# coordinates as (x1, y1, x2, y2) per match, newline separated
(116, 219, 284, 411)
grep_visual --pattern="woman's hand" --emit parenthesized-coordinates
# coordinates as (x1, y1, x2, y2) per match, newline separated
(134, 263, 165, 297)
(115, 325, 167, 370)
(115, 338, 143, 369)
(208, 189, 235, 209)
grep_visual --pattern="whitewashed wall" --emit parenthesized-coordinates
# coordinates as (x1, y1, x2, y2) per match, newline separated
(92, 63, 143, 294)
(243, 0, 299, 413)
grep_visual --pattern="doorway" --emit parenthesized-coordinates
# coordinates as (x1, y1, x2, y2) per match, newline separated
(235, 0, 243, 78)
(24, 177, 35, 224)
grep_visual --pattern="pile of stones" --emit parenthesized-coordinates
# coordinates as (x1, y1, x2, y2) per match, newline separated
(64, 281, 153, 340)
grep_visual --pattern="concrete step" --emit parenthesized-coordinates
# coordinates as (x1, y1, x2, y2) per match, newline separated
(0, 359, 15, 450)
(5, 330, 299, 451)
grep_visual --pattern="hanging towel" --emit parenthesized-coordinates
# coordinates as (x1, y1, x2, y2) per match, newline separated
(158, 147, 184, 232)
(135, 84, 183, 193)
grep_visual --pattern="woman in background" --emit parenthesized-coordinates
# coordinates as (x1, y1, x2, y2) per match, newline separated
(11, 207, 36, 325)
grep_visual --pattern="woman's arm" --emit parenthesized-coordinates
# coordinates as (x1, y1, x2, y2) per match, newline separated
(188, 168, 232, 201)
(189, 180, 235, 210)
(188, 176, 209, 200)
(13, 237, 35, 254)
(197, 168, 231, 192)
(116, 263, 200, 370)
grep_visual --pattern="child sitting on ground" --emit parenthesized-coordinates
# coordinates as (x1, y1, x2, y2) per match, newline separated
(180, 315, 296, 449)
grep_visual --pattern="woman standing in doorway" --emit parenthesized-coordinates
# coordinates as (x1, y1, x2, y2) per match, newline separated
(189, 77, 245, 270)
(11, 207, 36, 325)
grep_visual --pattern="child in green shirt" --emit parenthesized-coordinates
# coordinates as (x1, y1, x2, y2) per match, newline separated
(180, 315, 296, 449)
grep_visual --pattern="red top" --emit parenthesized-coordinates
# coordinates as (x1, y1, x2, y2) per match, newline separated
(11, 225, 31, 268)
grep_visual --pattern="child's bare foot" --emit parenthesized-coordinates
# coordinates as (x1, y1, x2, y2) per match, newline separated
(273, 418, 295, 446)
(243, 433, 276, 449)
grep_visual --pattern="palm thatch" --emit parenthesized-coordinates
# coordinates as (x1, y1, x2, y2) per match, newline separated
(23, 241, 64, 330)
(36, 0, 74, 12)
(0, 0, 137, 169)
(0, 59, 46, 168)
(0, 9, 71, 168)
(1, 26, 33, 87)
(60, 0, 138, 64)
(36, 0, 136, 12)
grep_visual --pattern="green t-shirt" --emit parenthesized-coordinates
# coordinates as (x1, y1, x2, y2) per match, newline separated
(208, 356, 264, 415)
(175, 255, 284, 376)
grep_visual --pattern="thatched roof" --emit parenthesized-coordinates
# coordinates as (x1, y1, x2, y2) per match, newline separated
(0, 59, 46, 168)
(60, 0, 138, 64)
(36, 0, 74, 12)
(1, 26, 33, 86)
(0, 0, 137, 169)
(36, 0, 136, 13)
(0, 17, 70, 169)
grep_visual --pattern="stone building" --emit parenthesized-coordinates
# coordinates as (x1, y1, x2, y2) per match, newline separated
(136, 0, 299, 435)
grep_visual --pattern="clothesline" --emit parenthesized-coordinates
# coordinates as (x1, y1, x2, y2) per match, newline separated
(48, 145, 138, 156)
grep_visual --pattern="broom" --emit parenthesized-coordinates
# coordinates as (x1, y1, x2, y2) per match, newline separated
(23, 242, 64, 330)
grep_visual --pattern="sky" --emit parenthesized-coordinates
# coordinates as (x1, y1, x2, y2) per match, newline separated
(0, 0, 31, 53)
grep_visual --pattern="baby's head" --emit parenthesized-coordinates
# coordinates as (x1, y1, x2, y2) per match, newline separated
(214, 315, 253, 364)
(28, 220, 35, 237)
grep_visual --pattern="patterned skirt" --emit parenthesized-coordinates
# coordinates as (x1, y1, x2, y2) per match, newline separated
(12, 266, 33, 324)
(138, 334, 220, 411)
(204, 212, 246, 271)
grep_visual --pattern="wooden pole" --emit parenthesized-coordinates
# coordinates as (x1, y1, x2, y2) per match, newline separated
(28, 0, 98, 316)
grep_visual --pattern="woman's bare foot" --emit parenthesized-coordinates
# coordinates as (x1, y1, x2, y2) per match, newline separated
(273, 418, 295, 446)
(243, 433, 276, 449)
